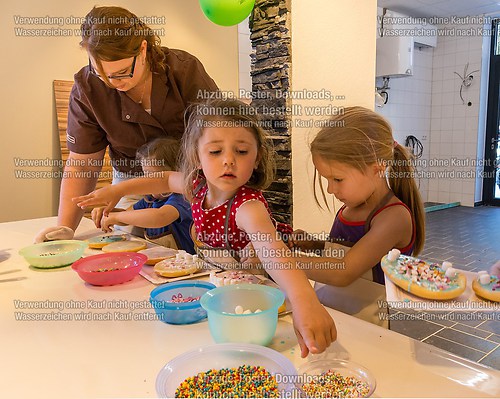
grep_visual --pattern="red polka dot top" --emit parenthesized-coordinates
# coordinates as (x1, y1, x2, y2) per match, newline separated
(191, 180, 273, 250)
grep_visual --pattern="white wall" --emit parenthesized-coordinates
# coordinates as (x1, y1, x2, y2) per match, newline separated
(1, 0, 238, 222)
(374, 12, 488, 207)
(238, 18, 252, 94)
(291, 0, 377, 234)
(376, 46, 433, 202)
(428, 22, 484, 207)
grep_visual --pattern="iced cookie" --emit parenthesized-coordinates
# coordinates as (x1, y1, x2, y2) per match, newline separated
(153, 251, 201, 277)
(87, 234, 127, 249)
(381, 250, 466, 300)
(472, 272, 500, 302)
(209, 270, 262, 287)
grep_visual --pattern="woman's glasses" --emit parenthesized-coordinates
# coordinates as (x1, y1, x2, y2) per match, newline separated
(88, 55, 137, 80)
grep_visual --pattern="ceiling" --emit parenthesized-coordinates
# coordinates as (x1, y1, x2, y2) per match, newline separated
(378, 0, 500, 19)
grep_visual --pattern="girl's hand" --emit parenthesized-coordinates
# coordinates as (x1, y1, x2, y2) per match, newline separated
(100, 214, 117, 233)
(289, 229, 314, 250)
(73, 186, 121, 216)
(291, 297, 337, 357)
(490, 260, 500, 277)
(91, 207, 105, 229)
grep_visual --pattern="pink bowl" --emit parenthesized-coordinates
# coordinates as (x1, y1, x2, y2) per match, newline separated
(72, 252, 147, 286)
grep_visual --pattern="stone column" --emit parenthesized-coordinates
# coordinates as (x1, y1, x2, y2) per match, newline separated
(250, 0, 293, 224)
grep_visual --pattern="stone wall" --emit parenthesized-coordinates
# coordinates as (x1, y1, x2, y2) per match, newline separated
(249, 0, 292, 224)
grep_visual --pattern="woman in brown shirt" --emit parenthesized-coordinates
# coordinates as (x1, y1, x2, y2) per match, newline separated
(35, 6, 217, 242)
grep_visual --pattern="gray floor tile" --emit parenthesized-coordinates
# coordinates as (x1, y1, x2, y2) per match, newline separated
(436, 328, 497, 353)
(390, 318, 443, 341)
(489, 334, 500, 344)
(452, 323, 492, 339)
(422, 335, 485, 362)
(479, 347, 500, 369)
(443, 312, 485, 327)
(477, 319, 500, 335)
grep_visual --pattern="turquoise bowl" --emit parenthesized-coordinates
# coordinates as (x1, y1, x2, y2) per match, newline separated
(200, 283, 285, 346)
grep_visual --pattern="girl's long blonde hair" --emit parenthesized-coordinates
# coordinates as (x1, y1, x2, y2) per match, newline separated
(311, 106, 425, 255)
(180, 99, 275, 200)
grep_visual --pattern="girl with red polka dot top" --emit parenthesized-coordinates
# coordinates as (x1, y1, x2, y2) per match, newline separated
(75, 99, 336, 358)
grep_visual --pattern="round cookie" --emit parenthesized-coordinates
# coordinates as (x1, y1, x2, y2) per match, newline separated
(138, 247, 177, 265)
(381, 252, 466, 300)
(153, 252, 201, 277)
(472, 273, 500, 302)
(209, 270, 262, 287)
(101, 241, 147, 253)
(87, 234, 127, 249)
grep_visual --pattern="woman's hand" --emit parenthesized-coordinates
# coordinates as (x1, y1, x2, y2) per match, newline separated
(34, 226, 74, 243)
(73, 186, 121, 215)
(291, 297, 337, 358)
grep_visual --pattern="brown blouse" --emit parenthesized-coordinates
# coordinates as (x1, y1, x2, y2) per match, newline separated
(66, 47, 218, 174)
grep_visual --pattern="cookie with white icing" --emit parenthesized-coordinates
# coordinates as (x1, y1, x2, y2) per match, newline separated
(381, 250, 466, 300)
(209, 270, 262, 287)
(153, 251, 201, 277)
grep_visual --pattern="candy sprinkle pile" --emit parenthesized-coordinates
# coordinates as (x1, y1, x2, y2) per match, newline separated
(93, 267, 120, 272)
(168, 293, 201, 303)
(301, 370, 370, 398)
(175, 365, 279, 398)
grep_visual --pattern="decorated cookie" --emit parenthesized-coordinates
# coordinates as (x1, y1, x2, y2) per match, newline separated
(153, 251, 201, 277)
(101, 241, 147, 253)
(381, 250, 466, 300)
(209, 270, 262, 287)
(87, 234, 128, 249)
(138, 247, 177, 265)
(472, 272, 500, 302)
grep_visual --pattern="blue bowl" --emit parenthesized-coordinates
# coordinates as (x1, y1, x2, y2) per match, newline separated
(200, 284, 285, 346)
(150, 281, 216, 325)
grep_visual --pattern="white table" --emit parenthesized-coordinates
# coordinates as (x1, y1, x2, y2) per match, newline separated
(1, 217, 499, 398)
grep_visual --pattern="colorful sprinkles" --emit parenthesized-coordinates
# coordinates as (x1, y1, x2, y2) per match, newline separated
(93, 267, 120, 272)
(175, 365, 279, 398)
(168, 293, 201, 303)
(395, 257, 457, 291)
(301, 369, 370, 398)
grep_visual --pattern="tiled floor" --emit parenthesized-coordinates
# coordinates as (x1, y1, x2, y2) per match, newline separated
(389, 206, 500, 370)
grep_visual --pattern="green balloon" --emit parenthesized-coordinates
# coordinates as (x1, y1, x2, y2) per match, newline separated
(199, 0, 255, 26)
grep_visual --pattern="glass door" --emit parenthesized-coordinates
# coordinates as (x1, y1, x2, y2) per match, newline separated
(484, 19, 500, 206)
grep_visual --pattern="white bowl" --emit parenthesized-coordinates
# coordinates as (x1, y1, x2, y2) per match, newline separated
(156, 343, 297, 398)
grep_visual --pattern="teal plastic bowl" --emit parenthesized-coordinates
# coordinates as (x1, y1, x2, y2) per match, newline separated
(200, 284, 285, 346)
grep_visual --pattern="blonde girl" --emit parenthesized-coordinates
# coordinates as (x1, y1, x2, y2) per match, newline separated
(75, 99, 336, 357)
(292, 106, 425, 288)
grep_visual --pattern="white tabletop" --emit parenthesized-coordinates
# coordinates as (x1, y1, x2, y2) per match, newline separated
(1, 217, 499, 398)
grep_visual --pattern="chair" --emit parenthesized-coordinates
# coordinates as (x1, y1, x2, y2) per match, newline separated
(53, 80, 113, 190)
(54, 80, 113, 217)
